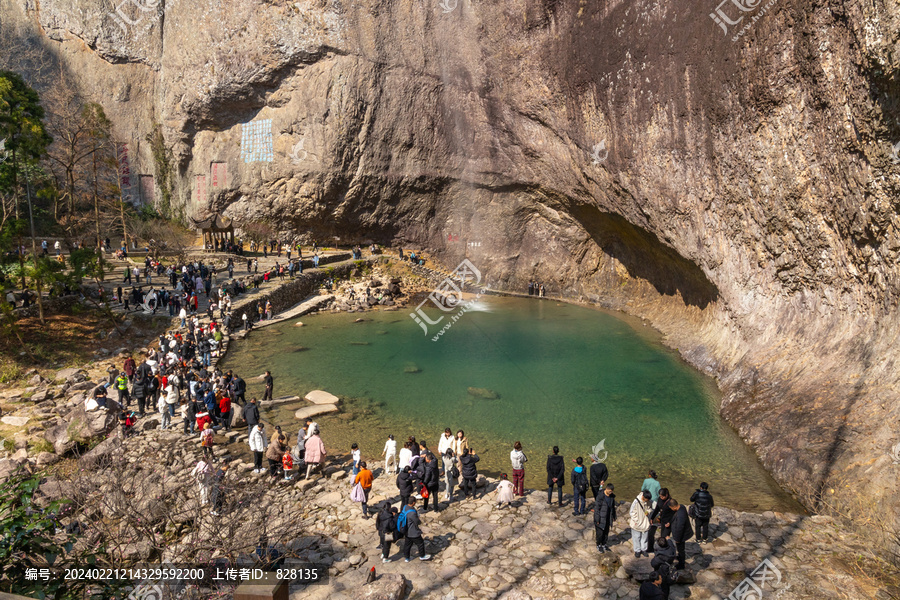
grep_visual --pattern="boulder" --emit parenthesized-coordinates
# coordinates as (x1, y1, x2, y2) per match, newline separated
(43, 404, 120, 455)
(304, 390, 340, 405)
(1, 416, 29, 427)
(56, 367, 85, 381)
(78, 436, 123, 470)
(35, 452, 59, 466)
(467, 387, 500, 400)
(0, 457, 30, 482)
(351, 573, 407, 600)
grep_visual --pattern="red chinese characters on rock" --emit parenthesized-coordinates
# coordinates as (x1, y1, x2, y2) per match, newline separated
(211, 162, 227, 188)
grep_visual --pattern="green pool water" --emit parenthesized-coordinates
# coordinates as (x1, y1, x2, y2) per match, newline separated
(221, 295, 801, 513)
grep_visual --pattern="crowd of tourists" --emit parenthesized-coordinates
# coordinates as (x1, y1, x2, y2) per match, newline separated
(332, 428, 714, 596)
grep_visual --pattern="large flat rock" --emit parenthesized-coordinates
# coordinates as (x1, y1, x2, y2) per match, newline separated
(295, 404, 339, 420)
(267, 395, 302, 406)
(304, 390, 340, 405)
(1, 416, 30, 427)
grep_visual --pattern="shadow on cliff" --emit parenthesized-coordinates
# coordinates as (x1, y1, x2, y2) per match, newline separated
(571, 205, 719, 310)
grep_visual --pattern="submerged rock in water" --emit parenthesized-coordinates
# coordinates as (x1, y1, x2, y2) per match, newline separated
(295, 404, 339, 420)
(350, 341, 370, 346)
(305, 390, 340, 405)
(404, 365, 421, 374)
(467, 387, 500, 400)
(293, 346, 309, 352)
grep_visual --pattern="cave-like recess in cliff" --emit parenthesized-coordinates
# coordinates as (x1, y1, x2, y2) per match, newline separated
(570, 204, 719, 309)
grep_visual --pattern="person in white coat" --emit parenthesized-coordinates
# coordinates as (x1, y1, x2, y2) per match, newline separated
(438, 428, 454, 457)
(382, 434, 397, 474)
(398, 441, 413, 472)
(249, 423, 268, 474)
(629, 490, 653, 558)
(191, 458, 212, 505)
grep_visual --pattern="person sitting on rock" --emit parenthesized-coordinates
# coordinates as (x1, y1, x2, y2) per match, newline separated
(92, 383, 110, 410)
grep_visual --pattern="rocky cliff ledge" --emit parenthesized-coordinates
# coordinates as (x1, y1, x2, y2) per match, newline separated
(2, 0, 900, 529)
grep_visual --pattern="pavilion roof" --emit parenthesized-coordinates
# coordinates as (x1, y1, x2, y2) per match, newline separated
(189, 214, 233, 231)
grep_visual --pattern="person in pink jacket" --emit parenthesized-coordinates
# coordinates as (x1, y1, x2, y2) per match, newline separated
(305, 432, 326, 479)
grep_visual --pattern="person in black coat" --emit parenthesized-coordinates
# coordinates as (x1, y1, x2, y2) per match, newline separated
(649, 487, 673, 546)
(421, 453, 440, 512)
(638, 572, 666, 600)
(458, 448, 480, 499)
(244, 398, 260, 429)
(667, 499, 692, 570)
(546, 446, 565, 506)
(396, 467, 414, 508)
(375, 501, 398, 561)
(589, 456, 609, 499)
(650, 538, 677, 599)
(689, 482, 714, 543)
(593, 483, 616, 552)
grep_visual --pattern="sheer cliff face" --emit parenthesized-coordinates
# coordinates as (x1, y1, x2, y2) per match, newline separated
(6, 0, 900, 512)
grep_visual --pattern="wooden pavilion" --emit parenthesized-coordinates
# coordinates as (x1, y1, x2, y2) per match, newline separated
(190, 214, 235, 250)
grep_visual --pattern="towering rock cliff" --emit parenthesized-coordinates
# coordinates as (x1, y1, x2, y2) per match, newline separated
(2, 0, 899, 526)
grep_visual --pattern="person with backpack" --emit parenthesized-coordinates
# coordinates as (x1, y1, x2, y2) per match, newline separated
(200, 422, 215, 460)
(594, 483, 616, 552)
(376, 501, 399, 562)
(442, 448, 459, 502)
(397, 497, 431, 562)
(458, 448, 480, 499)
(421, 453, 440, 512)
(667, 499, 692, 570)
(396, 466, 415, 508)
(571, 457, 589, 515)
(630, 490, 653, 557)
(689, 482, 714, 543)
(510, 441, 527, 497)
(546, 446, 565, 506)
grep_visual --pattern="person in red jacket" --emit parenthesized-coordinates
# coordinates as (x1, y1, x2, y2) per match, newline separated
(196, 411, 212, 432)
(219, 395, 232, 432)
(123, 356, 136, 382)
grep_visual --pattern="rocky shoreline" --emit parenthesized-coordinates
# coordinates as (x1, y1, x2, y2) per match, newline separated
(0, 259, 893, 599)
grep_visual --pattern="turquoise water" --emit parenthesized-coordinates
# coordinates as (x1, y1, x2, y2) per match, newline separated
(222, 295, 800, 512)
